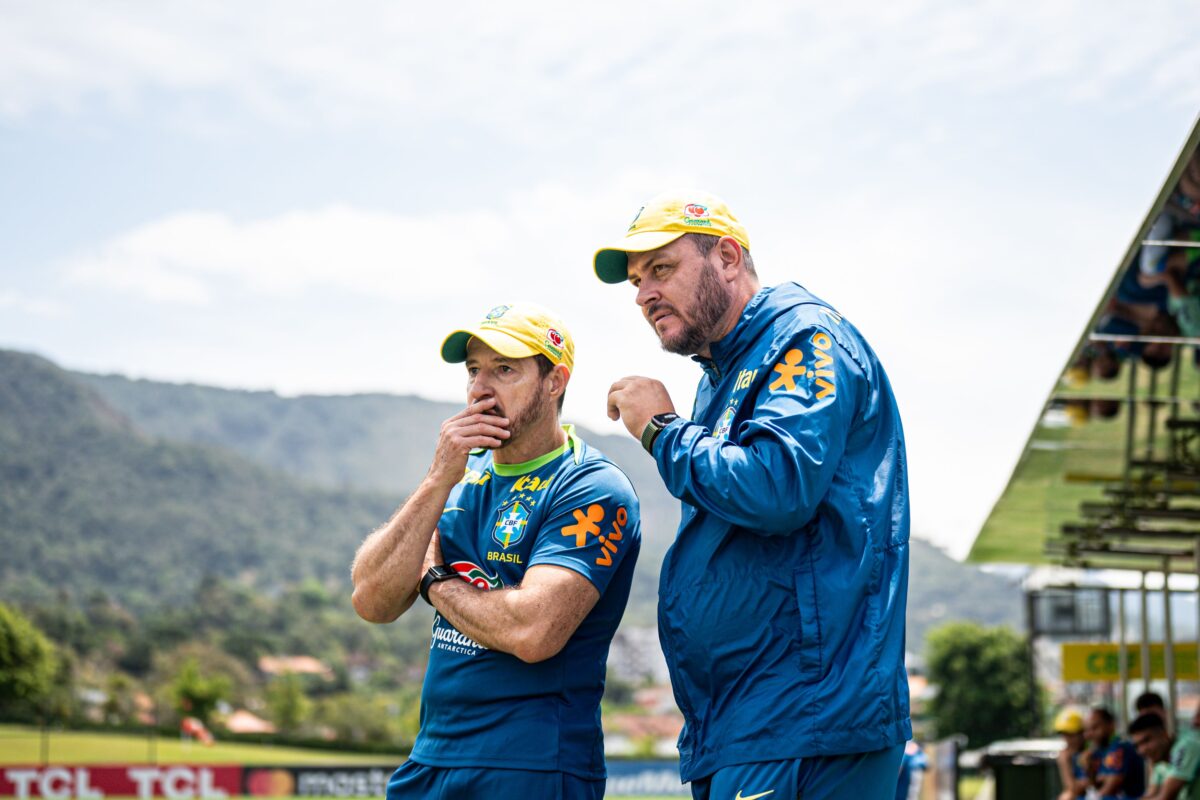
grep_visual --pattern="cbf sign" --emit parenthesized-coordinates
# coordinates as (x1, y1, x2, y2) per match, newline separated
(1062, 643, 1200, 681)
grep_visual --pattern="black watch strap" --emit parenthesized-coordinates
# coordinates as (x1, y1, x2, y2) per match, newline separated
(420, 564, 457, 606)
(640, 412, 681, 454)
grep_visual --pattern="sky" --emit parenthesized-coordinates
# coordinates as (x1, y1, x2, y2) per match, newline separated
(3, 1, 1200, 559)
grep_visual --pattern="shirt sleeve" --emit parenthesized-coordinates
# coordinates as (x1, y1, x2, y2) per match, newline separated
(1168, 737, 1200, 782)
(654, 324, 863, 533)
(527, 462, 640, 595)
(1153, 760, 1169, 787)
(1168, 292, 1200, 337)
(436, 481, 471, 541)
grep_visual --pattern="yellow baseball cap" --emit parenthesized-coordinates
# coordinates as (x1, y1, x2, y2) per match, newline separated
(1054, 709, 1084, 734)
(594, 189, 751, 284)
(441, 302, 574, 373)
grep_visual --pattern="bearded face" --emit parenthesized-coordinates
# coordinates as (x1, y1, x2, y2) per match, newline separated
(634, 238, 734, 357)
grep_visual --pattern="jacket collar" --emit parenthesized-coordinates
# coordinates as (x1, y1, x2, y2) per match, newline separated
(691, 285, 778, 384)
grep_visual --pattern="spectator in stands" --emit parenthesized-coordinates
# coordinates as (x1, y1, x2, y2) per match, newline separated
(1055, 708, 1090, 800)
(1093, 301, 1147, 372)
(1120, 259, 1171, 311)
(1136, 692, 1168, 722)
(1096, 295, 1182, 372)
(1138, 247, 1200, 338)
(1140, 312, 1181, 371)
(1085, 706, 1145, 799)
(1066, 354, 1092, 388)
(1090, 342, 1122, 381)
(1064, 400, 1091, 427)
(1130, 711, 1200, 800)
(1136, 692, 1174, 798)
(1091, 399, 1121, 420)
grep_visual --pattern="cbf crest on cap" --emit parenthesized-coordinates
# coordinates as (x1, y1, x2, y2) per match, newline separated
(440, 302, 575, 373)
(593, 189, 751, 284)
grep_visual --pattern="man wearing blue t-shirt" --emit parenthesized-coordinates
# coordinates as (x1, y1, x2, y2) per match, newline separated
(1086, 706, 1144, 800)
(351, 302, 641, 800)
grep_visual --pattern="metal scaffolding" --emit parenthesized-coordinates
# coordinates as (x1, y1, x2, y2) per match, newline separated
(1047, 341, 1200, 724)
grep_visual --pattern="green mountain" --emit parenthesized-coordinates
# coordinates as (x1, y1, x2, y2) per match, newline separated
(905, 539, 1021, 651)
(0, 347, 1021, 663)
(76, 370, 677, 624)
(0, 350, 396, 614)
(76, 370, 678, 539)
(76, 363, 1022, 648)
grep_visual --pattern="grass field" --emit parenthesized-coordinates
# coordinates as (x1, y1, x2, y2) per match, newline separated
(0, 726, 675, 799)
(0, 724, 401, 765)
(0, 726, 966, 799)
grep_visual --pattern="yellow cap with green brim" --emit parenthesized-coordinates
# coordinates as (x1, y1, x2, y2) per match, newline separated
(440, 302, 574, 373)
(1054, 709, 1084, 734)
(594, 189, 751, 284)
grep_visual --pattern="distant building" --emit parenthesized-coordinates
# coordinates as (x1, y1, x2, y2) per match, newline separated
(223, 708, 276, 734)
(258, 655, 334, 680)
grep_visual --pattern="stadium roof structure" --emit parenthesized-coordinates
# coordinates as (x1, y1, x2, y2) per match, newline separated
(969, 116, 1200, 569)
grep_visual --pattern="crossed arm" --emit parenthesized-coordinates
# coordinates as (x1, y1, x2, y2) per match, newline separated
(422, 531, 599, 663)
(350, 474, 453, 623)
(350, 397, 599, 663)
(353, 515, 599, 663)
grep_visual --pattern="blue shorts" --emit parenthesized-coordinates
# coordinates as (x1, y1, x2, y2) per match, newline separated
(689, 745, 906, 800)
(386, 760, 604, 800)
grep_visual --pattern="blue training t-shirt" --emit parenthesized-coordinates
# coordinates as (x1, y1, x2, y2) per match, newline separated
(1097, 735, 1145, 799)
(410, 426, 641, 780)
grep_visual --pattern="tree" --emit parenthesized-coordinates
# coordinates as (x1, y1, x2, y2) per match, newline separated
(0, 602, 58, 715)
(265, 673, 310, 734)
(152, 641, 253, 720)
(926, 621, 1039, 747)
(170, 657, 230, 725)
(312, 691, 410, 746)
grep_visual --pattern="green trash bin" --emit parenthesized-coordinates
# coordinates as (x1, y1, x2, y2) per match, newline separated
(982, 745, 1062, 800)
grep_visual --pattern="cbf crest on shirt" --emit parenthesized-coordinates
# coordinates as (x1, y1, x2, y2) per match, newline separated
(492, 499, 530, 549)
(411, 426, 641, 781)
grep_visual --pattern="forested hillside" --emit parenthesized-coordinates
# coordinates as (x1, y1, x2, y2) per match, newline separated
(78, 370, 677, 622)
(78, 360, 1022, 646)
(0, 351, 396, 613)
(0, 346, 1022, 745)
(0, 347, 1021, 675)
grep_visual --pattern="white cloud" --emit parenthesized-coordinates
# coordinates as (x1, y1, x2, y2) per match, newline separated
(2, 1, 1197, 131)
(62, 206, 509, 304)
(0, 290, 65, 318)
(50, 167, 1110, 560)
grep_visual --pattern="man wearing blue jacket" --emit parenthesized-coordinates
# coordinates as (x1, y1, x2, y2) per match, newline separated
(598, 190, 911, 799)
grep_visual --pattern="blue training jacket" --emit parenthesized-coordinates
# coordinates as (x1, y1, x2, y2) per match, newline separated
(651, 282, 911, 782)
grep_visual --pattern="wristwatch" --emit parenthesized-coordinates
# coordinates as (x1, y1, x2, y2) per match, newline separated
(420, 564, 458, 606)
(640, 412, 681, 454)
